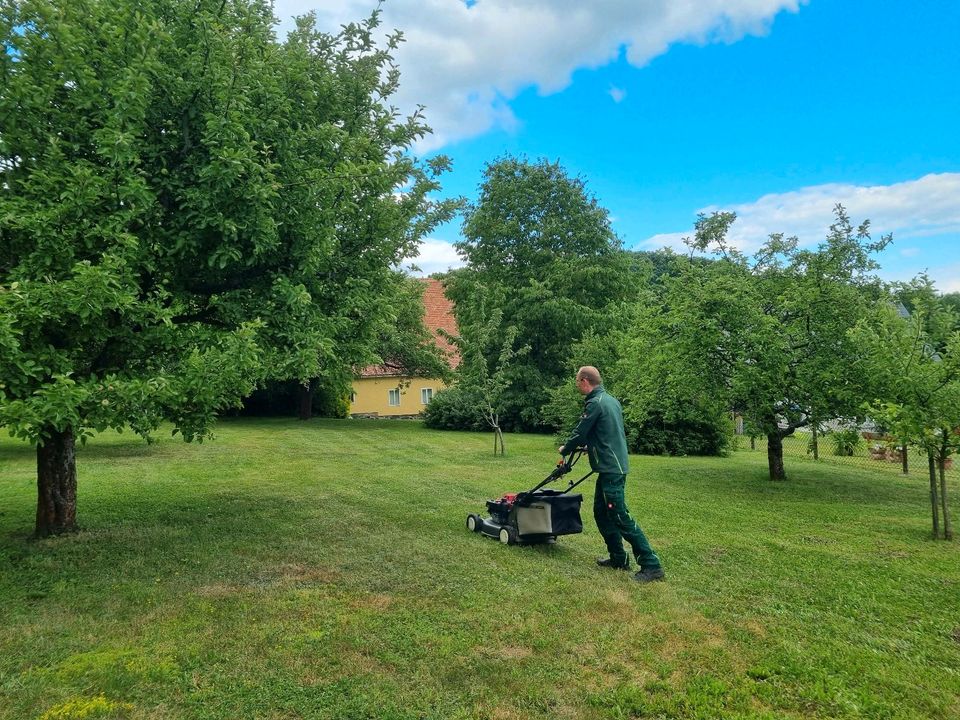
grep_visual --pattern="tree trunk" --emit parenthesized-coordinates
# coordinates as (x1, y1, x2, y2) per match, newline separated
(493, 426, 505, 456)
(750, 435, 755, 450)
(297, 379, 316, 421)
(36, 426, 78, 537)
(928, 451, 940, 540)
(811, 425, 819, 461)
(940, 455, 953, 541)
(767, 431, 787, 480)
(901, 444, 908, 475)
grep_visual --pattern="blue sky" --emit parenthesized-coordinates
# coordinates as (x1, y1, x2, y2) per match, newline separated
(275, 0, 960, 292)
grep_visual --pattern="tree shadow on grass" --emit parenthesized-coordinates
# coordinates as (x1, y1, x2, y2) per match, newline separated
(0, 442, 36, 460)
(4, 474, 472, 557)
(1, 436, 157, 461)
(0, 488, 355, 595)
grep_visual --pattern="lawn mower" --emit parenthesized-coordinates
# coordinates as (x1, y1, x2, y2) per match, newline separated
(466, 449, 595, 545)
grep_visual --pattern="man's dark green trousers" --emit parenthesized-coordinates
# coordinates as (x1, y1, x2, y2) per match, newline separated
(594, 472, 662, 570)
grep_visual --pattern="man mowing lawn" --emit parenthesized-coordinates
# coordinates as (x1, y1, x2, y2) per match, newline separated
(558, 366, 665, 583)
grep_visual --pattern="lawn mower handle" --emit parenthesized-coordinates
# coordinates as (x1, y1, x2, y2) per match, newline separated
(562, 468, 596, 494)
(517, 449, 594, 502)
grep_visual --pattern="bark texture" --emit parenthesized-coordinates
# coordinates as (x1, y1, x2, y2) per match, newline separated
(767, 431, 787, 480)
(940, 457, 953, 540)
(928, 452, 940, 540)
(36, 427, 78, 537)
(297, 380, 316, 421)
(493, 425, 505, 456)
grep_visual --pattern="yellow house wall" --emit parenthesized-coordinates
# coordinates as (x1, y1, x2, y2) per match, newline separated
(349, 376, 448, 417)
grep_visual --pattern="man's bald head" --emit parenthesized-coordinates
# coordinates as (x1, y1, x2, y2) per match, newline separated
(576, 366, 602, 388)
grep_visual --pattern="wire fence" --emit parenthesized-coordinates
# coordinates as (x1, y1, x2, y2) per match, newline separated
(732, 429, 959, 481)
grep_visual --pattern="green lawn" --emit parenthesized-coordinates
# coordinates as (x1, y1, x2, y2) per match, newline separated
(1, 419, 958, 720)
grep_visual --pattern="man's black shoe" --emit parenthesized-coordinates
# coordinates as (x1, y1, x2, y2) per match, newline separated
(633, 568, 666, 583)
(596, 557, 630, 570)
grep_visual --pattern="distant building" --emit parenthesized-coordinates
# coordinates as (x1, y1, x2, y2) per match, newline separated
(348, 278, 459, 417)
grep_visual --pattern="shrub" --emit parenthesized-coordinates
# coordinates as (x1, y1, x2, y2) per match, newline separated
(421, 385, 487, 431)
(831, 428, 863, 456)
(542, 377, 732, 457)
(625, 409, 732, 457)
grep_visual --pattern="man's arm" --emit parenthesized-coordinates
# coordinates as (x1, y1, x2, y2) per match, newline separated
(559, 397, 600, 455)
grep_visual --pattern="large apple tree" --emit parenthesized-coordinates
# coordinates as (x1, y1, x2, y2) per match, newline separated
(0, 0, 452, 535)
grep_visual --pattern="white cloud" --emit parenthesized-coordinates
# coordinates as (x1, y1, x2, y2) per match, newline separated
(639, 173, 960, 294)
(273, 0, 804, 149)
(639, 173, 960, 255)
(878, 259, 960, 295)
(609, 86, 627, 103)
(935, 266, 960, 294)
(402, 238, 464, 276)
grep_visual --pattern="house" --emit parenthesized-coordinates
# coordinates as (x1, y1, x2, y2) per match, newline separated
(348, 278, 459, 417)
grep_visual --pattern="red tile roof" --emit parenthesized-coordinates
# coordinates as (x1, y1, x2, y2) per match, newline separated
(359, 278, 460, 378)
(422, 278, 459, 368)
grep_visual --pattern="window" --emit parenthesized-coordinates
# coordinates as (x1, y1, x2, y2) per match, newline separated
(421, 388, 434, 404)
(349, 392, 356, 403)
(388, 388, 401, 406)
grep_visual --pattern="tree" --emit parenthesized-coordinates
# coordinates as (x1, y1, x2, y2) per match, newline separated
(635, 207, 889, 480)
(855, 291, 960, 540)
(443, 299, 528, 455)
(363, 274, 454, 382)
(0, 0, 451, 535)
(446, 157, 638, 430)
(940, 292, 960, 329)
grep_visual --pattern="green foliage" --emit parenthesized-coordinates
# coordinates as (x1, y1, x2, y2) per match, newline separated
(627, 248, 709, 288)
(0, 0, 455, 530)
(0, 0, 455, 436)
(854, 297, 960, 537)
(446, 157, 639, 430)
(240, 274, 449, 418)
(626, 206, 889, 477)
(892, 275, 959, 350)
(829, 427, 863, 457)
(539, 331, 606, 434)
(420, 385, 486, 431)
(541, 328, 732, 456)
(855, 302, 960, 459)
(368, 274, 452, 382)
(540, 378, 584, 441)
(625, 410, 733, 457)
(941, 292, 960, 329)
(238, 379, 349, 418)
(430, 294, 528, 454)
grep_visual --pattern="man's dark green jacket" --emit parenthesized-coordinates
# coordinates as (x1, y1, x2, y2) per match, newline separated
(559, 385, 630, 475)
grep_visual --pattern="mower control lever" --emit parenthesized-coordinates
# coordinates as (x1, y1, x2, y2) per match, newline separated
(515, 449, 595, 504)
